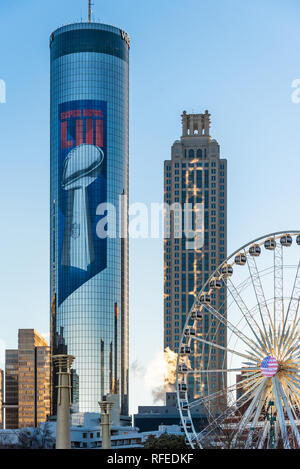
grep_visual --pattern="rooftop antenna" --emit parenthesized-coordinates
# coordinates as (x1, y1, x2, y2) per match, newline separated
(88, 0, 92, 22)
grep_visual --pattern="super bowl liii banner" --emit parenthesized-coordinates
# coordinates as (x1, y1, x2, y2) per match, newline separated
(58, 100, 107, 305)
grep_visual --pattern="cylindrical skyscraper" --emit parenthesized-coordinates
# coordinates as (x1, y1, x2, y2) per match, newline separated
(50, 22, 129, 419)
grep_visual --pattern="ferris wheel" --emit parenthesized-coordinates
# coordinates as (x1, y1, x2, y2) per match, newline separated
(176, 231, 300, 449)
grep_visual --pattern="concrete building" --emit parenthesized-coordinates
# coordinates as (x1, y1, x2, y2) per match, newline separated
(4, 330, 50, 429)
(164, 111, 227, 400)
(0, 416, 183, 449)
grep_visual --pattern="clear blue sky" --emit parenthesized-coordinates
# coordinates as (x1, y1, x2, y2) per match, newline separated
(0, 0, 300, 415)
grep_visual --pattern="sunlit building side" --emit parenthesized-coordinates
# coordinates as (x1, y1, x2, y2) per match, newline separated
(164, 111, 227, 400)
(4, 330, 50, 429)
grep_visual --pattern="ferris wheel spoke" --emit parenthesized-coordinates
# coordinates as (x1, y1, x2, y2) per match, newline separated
(188, 373, 261, 410)
(282, 340, 300, 363)
(202, 303, 265, 359)
(196, 377, 265, 447)
(185, 367, 259, 375)
(198, 321, 221, 382)
(283, 374, 300, 406)
(286, 322, 300, 349)
(283, 373, 300, 392)
(280, 380, 300, 422)
(203, 321, 222, 400)
(273, 376, 290, 449)
(221, 373, 263, 408)
(278, 324, 293, 359)
(188, 384, 229, 409)
(273, 244, 284, 345)
(283, 342, 300, 362)
(193, 370, 262, 396)
(280, 319, 300, 361)
(198, 383, 261, 446)
(289, 300, 300, 337)
(245, 386, 267, 449)
(192, 335, 259, 363)
(283, 377, 300, 403)
(286, 343, 300, 359)
(223, 275, 269, 353)
(245, 253, 274, 348)
(257, 422, 269, 449)
(278, 380, 300, 439)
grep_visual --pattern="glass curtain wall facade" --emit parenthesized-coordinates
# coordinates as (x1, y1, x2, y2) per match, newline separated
(5, 350, 18, 429)
(50, 23, 129, 416)
(164, 111, 227, 402)
(18, 329, 50, 428)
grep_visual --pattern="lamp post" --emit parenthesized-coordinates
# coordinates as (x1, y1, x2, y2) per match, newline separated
(53, 354, 75, 449)
(99, 397, 113, 449)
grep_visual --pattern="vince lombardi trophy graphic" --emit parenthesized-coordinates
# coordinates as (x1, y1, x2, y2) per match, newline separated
(61, 143, 104, 271)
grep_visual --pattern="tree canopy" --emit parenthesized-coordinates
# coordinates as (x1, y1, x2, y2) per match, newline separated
(144, 433, 189, 449)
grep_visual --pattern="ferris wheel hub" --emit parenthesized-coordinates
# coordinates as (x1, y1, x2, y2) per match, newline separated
(260, 356, 278, 377)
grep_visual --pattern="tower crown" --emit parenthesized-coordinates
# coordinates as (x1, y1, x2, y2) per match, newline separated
(181, 110, 211, 137)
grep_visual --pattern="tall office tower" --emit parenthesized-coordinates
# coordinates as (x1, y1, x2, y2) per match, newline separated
(164, 111, 227, 400)
(50, 22, 129, 418)
(5, 330, 50, 429)
(5, 350, 18, 429)
(0, 369, 3, 428)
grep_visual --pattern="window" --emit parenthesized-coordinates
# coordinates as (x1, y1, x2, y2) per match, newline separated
(72, 441, 81, 448)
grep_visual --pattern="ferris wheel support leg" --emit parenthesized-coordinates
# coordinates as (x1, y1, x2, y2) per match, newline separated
(277, 377, 300, 447)
(245, 387, 267, 449)
(231, 380, 266, 447)
(273, 377, 290, 449)
(258, 422, 269, 449)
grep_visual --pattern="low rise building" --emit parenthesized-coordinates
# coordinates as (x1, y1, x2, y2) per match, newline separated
(134, 392, 207, 432)
(0, 413, 184, 449)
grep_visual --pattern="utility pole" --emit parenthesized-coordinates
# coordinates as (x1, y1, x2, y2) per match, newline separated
(53, 354, 75, 449)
